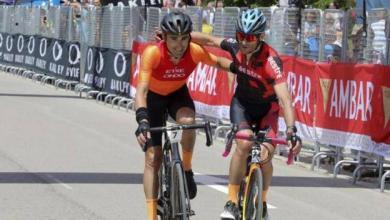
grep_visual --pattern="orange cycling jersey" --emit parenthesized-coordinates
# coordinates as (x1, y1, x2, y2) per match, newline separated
(138, 42, 218, 95)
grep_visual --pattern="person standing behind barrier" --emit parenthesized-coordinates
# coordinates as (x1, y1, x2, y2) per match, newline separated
(135, 11, 232, 220)
(370, 11, 387, 64)
(303, 11, 320, 60)
(191, 8, 302, 220)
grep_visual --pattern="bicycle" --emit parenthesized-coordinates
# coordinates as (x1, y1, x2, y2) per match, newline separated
(148, 121, 214, 220)
(222, 125, 292, 220)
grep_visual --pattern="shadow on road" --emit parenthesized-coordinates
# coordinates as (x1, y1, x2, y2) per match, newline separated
(0, 172, 383, 189)
(0, 93, 79, 99)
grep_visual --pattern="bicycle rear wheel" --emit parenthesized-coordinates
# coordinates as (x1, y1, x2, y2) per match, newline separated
(242, 166, 263, 220)
(171, 163, 190, 220)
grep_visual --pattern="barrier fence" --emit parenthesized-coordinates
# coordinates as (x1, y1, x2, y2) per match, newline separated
(0, 5, 389, 189)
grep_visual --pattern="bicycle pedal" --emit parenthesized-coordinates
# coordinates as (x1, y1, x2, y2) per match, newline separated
(189, 209, 195, 216)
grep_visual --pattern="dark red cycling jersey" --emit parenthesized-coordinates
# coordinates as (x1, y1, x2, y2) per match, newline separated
(222, 38, 286, 104)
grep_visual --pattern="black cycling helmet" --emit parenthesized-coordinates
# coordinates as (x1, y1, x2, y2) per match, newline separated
(160, 11, 193, 35)
(236, 8, 267, 35)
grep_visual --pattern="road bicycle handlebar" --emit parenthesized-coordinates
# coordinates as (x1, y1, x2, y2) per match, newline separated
(149, 121, 215, 147)
(222, 125, 295, 165)
(223, 133, 287, 156)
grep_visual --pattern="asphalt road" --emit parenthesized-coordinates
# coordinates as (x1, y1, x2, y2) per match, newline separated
(1, 71, 389, 220)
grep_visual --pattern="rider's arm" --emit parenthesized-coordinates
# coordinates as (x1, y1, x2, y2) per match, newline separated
(191, 43, 232, 72)
(265, 54, 296, 132)
(135, 46, 160, 111)
(274, 82, 295, 130)
(191, 32, 225, 48)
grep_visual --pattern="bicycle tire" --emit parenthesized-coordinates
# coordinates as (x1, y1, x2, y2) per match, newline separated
(242, 166, 263, 220)
(171, 163, 190, 220)
(159, 149, 172, 220)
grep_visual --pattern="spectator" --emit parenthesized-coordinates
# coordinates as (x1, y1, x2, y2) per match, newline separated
(163, 0, 174, 8)
(216, 0, 223, 8)
(325, 43, 342, 63)
(370, 11, 387, 64)
(201, 10, 213, 34)
(303, 11, 320, 60)
(326, 1, 340, 9)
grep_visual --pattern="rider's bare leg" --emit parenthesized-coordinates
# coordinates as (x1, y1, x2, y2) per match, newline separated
(228, 129, 253, 204)
(176, 107, 196, 171)
(260, 142, 275, 202)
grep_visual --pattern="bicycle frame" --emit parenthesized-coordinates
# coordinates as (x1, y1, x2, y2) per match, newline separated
(242, 142, 264, 220)
(223, 125, 288, 220)
(150, 122, 214, 220)
(159, 132, 194, 219)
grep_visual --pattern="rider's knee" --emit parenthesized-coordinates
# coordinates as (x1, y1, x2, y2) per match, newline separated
(235, 140, 252, 156)
(261, 160, 273, 170)
(177, 116, 195, 125)
(145, 147, 163, 169)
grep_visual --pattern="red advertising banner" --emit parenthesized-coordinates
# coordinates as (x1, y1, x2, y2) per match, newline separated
(371, 66, 390, 156)
(281, 56, 317, 141)
(315, 63, 390, 156)
(186, 46, 234, 120)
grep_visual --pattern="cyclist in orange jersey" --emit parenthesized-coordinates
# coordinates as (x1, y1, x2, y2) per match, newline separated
(134, 11, 232, 220)
(191, 8, 302, 219)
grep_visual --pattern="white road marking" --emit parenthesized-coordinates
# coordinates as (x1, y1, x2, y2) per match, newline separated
(44, 174, 73, 190)
(195, 172, 277, 209)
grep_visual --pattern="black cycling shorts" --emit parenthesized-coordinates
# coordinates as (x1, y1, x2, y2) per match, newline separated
(147, 86, 195, 146)
(230, 96, 279, 138)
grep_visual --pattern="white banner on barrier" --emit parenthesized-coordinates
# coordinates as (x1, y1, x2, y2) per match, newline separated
(315, 127, 390, 157)
(193, 101, 230, 121)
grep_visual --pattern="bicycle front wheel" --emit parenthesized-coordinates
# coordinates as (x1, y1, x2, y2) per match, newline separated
(242, 166, 263, 220)
(171, 163, 190, 220)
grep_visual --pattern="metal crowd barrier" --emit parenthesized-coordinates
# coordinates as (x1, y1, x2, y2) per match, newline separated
(364, 8, 389, 65)
(300, 9, 322, 60)
(212, 7, 241, 38)
(144, 7, 161, 42)
(345, 8, 366, 63)
(258, 7, 273, 44)
(270, 7, 300, 56)
(319, 9, 347, 62)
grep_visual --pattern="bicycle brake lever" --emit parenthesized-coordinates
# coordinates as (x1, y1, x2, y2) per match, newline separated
(286, 149, 294, 165)
(222, 125, 238, 157)
(205, 121, 213, 147)
(286, 135, 300, 165)
(142, 139, 150, 152)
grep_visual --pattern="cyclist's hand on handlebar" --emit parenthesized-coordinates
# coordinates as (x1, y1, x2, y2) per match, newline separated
(287, 133, 302, 156)
(135, 121, 150, 149)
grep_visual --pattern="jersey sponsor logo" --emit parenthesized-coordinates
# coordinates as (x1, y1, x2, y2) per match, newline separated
(267, 56, 282, 79)
(226, 38, 237, 44)
(163, 68, 186, 79)
(238, 65, 262, 80)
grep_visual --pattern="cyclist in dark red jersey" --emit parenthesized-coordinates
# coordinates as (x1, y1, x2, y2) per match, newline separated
(191, 8, 302, 219)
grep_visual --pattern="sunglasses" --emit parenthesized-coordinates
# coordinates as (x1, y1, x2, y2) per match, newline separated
(236, 32, 258, 42)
